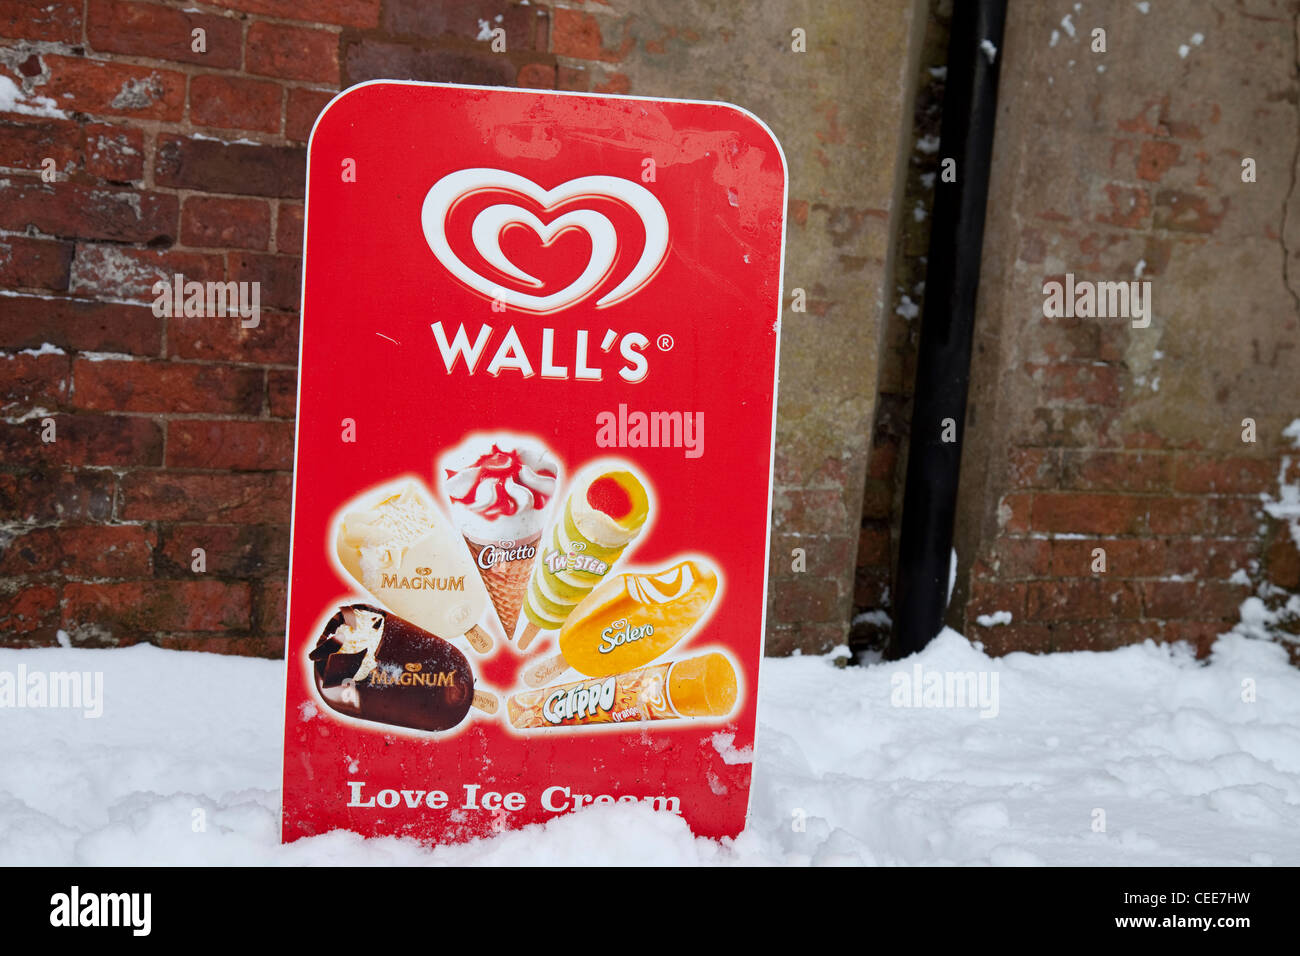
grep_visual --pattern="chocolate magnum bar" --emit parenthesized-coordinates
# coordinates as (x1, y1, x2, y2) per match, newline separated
(309, 604, 478, 732)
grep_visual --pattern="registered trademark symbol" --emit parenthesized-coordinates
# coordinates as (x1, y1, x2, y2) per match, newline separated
(657, 333, 674, 351)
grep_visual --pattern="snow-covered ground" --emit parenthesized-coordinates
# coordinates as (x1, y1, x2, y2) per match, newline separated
(1, 627, 1297, 865)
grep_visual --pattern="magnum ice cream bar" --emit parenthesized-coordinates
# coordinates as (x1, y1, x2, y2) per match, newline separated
(523, 558, 719, 687)
(508, 652, 738, 729)
(335, 481, 494, 653)
(310, 604, 482, 732)
(439, 435, 559, 640)
(519, 462, 651, 649)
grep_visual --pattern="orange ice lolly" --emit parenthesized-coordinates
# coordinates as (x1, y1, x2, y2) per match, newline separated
(521, 558, 717, 687)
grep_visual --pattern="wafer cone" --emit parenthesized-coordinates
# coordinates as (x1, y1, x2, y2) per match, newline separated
(464, 534, 540, 639)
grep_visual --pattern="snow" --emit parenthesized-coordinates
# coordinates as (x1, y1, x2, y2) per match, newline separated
(979, 39, 998, 63)
(16, 343, 65, 357)
(5, 625, 1297, 865)
(0, 75, 64, 118)
(976, 611, 1013, 627)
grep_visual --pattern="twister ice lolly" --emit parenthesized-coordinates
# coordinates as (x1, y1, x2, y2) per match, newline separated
(518, 461, 650, 650)
(508, 652, 737, 728)
(439, 434, 559, 640)
(309, 604, 487, 732)
(335, 481, 494, 653)
(522, 558, 718, 687)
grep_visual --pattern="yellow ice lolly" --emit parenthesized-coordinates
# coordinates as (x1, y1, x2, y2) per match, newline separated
(522, 559, 718, 686)
(335, 481, 494, 653)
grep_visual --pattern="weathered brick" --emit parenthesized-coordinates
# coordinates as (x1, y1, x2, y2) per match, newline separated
(73, 359, 263, 414)
(167, 419, 295, 470)
(1059, 450, 1173, 493)
(180, 196, 272, 250)
(380, 1, 548, 51)
(255, 575, 288, 635)
(190, 74, 282, 134)
(1093, 183, 1152, 229)
(226, 252, 301, 311)
(987, 537, 1052, 578)
(1163, 620, 1228, 658)
(40, 55, 186, 121)
(247, 21, 339, 84)
(285, 87, 335, 142)
(0, 180, 177, 244)
(63, 579, 252, 635)
(0, 2, 79, 40)
(998, 493, 1033, 533)
(119, 471, 291, 522)
(552, 8, 630, 61)
(970, 622, 1052, 656)
(87, 0, 242, 69)
(1007, 447, 1059, 489)
(0, 295, 161, 355)
(0, 414, 163, 467)
(856, 523, 890, 566)
(1164, 538, 1253, 580)
(516, 62, 557, 90)
(0, 524, 154, 578)
(1153, 189, 1227, 234)
(852, 566, 890, 607)
(268, 368, 297, 416)
(772, 487, 849, 536)
(155, 523, 289, 577)
(69, 244, 225, 301)
(210, 0, 379, 28)
(0, 235, 74, 291)
(0, 470, 115, 523)
(1025, 579, 1141, 621)
(168, 310, 299, 366)
(344, 40, 514, 87)
(1031, 493, 1144, 535)
(0, 583, 60, 640)
(82, 122, 146, 180)
(1050, 538, 1164, 577)
(1045, 619, 1162, 652)
(155, 134, 306, 199)
(1136, 140, 1180, 182)
(1142, 580, 1251, 621)
(1025, 361, 1120, 406)
(0, 118, 81, 174)
(1206, 497, 1264, 538)
(1146, 497, 1207, 535)
(1173, 455, 1276, 495)
(275, 202, 304, 254)
(0, 351, 71, 406)
(968, 580, 1027, 620)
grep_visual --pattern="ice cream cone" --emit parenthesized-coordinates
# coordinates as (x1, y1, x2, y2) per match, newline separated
(463, 531, 541, 639)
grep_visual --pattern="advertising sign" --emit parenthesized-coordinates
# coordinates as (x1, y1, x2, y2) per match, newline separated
(282, 81, 786, 843)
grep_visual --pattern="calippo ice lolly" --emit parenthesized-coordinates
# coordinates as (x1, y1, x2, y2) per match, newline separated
(335, 481, 494, 653)
(439, 435, 559, 640)
(507, 652, 738, 729)
(518, 462, 651, 650)
(522, 558, 718, 687)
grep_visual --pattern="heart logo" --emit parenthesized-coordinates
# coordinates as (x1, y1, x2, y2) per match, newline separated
(421, 169, 669, 314)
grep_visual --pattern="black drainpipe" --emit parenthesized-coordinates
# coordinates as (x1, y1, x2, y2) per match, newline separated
(891, 0, 1008, 658)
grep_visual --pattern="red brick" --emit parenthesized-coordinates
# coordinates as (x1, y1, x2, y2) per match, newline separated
(69, 244, 225, 301)
(557, 65, 589, 92)
(119, 471, 291, 522)
(594, 72, 631, 95)
(999, 493, 1033, 532)
(553, 9, 630, 61)
(1136, 140, 1180, 182)
(87, 0, 242, 69)
(516, 62, 557, 89)
(1164, 538, 1254, 579)
(1026, 579, 1141, 621)
(0, 524, 154, 578)
(971, 622, 1052, 656)
(867, 439, 898, 481)
(856, 523, 890, 566)
(155, 524, 289, 577)
(211, 0, 379, 28)
(0, 351, 71, 406)
(1094, 183, 1152, 229)
(1142, 581, 1251, 620)
(777, 576, 841, 622)
(168, 419, 295, 470)
(0, 295, 161, 355)
(343, 40, 514, 87)
(247, 22, 339, 84)
(1031, 493, 1144, 535)
(276, 202, 304, 254)
(1049, 538, 1164, 577)
(380, 1, 548, 50)
(82, 122, 145, 180)
(0, 1, 81, 41)
(0, 471, 115, 523)
(1153, 189, 1227, 234)
(1207, 497, 1263, 538)
(968, 581, 1027, 620)
(1025, 361, 1120, 406)
(0, 118, 81, 174)
(63, 579, 252, 634)
(859, 477, 891, 519)
(987, 537, 1052, 578)
(268, 369, 297, 417)
(168, 310, 299, 366)
(773, 487, 848, 535)
(852, 566, 889, 607)
(1164, 620, 1230, 657)
(0, 179, 177, 244)
(285, 87, 335, 143)
(40, 55, 186, 121)
(190, 74, 282, 134)
(256, 576, 288, 635)
(0, 414, 163, 466)
(152, 633, 282, 655)
(1263, 531, 1300, 589)
(1060, 450, 1173, 492)
(1007, 447, 1059, 488)
(1173, 456, 1276, 494)
(1046, 619, 1162, 652)
(155, 134, 306, 199)
(73, 359, 263, 414)
(0, 584, 60, 639)
(1147, 497, 1207, 535)
(226, 252, 301, 310)
(180, 196, 272, 250)
(0, 235, 73, 291)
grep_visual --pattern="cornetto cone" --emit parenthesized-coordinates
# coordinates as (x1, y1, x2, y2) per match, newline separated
(465, 532, 541, 639)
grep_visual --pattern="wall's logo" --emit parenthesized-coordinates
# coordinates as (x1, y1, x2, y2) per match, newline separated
(421, 169, 669, 314)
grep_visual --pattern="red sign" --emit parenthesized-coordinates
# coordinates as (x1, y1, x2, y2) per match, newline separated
(281, 81, 786, 844)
